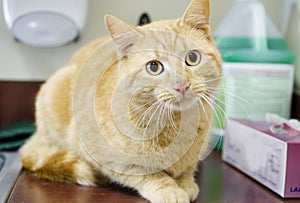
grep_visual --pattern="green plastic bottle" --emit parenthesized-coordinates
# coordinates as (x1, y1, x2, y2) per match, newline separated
(212, 0, 295, 149)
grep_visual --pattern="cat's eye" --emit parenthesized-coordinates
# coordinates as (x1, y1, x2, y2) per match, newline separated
(185, 50, 201, 66)
(145, 60, 164, 76)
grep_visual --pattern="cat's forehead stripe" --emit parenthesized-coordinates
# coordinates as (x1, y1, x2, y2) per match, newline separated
(138, 30, 199, 60)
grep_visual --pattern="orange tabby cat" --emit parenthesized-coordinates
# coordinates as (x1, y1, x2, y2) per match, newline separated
(20, 0, 222, 202)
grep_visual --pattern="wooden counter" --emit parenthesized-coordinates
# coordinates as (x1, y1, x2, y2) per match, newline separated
(7, 152, 300, 203)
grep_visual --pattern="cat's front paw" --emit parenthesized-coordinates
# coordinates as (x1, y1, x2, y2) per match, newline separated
(144, 186, 189, 203)
(178, 181, 199, 201)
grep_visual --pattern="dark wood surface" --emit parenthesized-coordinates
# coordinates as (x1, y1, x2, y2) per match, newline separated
(7, 151, 300, 203)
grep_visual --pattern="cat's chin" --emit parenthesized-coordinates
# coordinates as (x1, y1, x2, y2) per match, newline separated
(166, 98, 197, 112)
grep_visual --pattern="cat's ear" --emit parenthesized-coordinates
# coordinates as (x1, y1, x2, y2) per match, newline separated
(180, 0, 210, 30)
(105, 14, 141, 55)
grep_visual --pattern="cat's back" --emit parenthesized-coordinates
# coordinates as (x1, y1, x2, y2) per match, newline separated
(35, 36, 112, 133)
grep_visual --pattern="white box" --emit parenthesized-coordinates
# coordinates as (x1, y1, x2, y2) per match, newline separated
(223, 119, 300, 198)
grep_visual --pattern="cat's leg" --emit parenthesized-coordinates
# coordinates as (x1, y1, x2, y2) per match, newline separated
(20, 134, 107, 186)
(175, 166, 199, 202)
(107, 171, 190, 203)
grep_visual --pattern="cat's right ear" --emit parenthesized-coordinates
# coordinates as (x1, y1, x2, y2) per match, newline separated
(105, 14, 141, 55)
(180, 0, 210, 31)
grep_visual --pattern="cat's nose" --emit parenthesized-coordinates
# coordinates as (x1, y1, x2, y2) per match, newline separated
(175, 83, 190, 96)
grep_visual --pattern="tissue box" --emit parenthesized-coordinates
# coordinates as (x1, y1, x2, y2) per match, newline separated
(222, 119, 300, 198)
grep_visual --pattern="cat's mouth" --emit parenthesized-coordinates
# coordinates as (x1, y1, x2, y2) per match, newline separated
(156, 88, 197, 111)
(170, 96, 197, 111)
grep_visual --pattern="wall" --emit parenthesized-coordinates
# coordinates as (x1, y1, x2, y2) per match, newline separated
(0, 0, 284, 81)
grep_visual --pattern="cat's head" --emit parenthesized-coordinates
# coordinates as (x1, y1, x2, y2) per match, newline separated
(106, 0, 222, 112)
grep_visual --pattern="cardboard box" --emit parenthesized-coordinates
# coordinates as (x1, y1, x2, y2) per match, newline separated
(223, 119, 300, 198)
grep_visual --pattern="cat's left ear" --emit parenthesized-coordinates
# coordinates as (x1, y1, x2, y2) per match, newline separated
(105, 14, 141, 55)
(180, 0, 210, 30)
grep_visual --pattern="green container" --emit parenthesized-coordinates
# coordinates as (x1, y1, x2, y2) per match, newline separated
(215, 37, 294, 64)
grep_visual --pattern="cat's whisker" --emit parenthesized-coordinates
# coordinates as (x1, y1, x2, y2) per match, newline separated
(155, 103, 165, 132)
(199, 93, 214, 113)
(204, 89, 231, 111)
(197, 94, 225, 155)
(141, 102, 160, 127)
(156, 103, 166, 136)
(203, 75, 224, 84)
(202, 73, 251, 120)
(204, 78, 245, 102)
(205, 84, 252, 121)
(206, 93, 227, 125)
(132, 99, 156, 112)
(205, 86, 225, 92)
(206, 87, 249, 106)
(144, 102, 162, 137)
(114, 100, 153, 121)
(165, 101, 177, 131)
(201, 92, 231, 133)
(196, 98, 209, 122)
